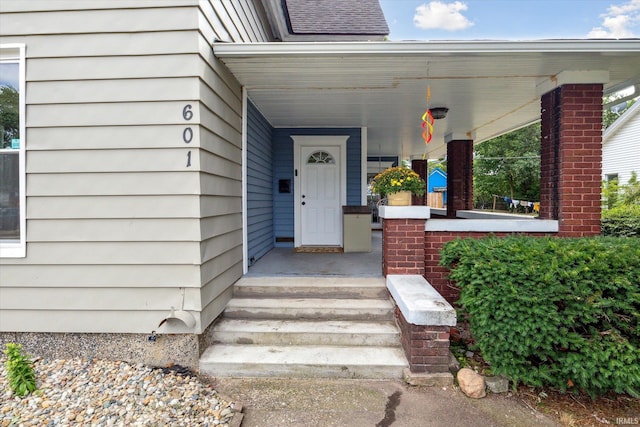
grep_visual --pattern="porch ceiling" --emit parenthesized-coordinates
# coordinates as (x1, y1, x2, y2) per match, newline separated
(214, 40, 640, 160)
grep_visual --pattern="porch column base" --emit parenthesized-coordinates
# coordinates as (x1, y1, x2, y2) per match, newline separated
(386, 275, 456, 374)
(379, 206, 430, 276)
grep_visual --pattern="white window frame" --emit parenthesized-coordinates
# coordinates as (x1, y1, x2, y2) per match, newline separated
(0, 44, 26, 258)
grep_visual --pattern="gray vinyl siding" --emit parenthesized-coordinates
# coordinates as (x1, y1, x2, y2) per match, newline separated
(0, 1, 273, 334)
(272, 128, 363, 246)
(247, 100, 274, 263)
(196, 0, 273, 329)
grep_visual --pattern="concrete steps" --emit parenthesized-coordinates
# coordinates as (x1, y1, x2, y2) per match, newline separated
(210, 319, 401, 346)
(224, 297, 395, 321)
(232, 276, 389, 299)
(200, 276, 408, 379)
(200, 344, 407, 379)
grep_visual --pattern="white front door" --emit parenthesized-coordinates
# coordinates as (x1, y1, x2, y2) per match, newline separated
(301, 146, 341, 245)
(293, 136, 348, 247)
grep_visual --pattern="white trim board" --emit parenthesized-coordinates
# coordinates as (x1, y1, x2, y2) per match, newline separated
(425, 219, 559, 233)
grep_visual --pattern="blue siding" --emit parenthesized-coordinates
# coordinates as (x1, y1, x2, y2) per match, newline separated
(272, 128, 362, 247)
(247, 100, 274, 263)
(272, 130, 294, 246)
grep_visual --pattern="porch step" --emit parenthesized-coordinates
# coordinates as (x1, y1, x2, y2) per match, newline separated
(224, 297, 394, 321)
(211, 319, 400, 346)
(200, 276, 407, 379)
(233, 276, 388, 299)
(199, 344, 407, 379)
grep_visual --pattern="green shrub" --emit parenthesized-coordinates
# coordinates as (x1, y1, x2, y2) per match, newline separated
(4, 343, 37, 397)
(602, 204, 640, 237)
(440, 236, 640, 398)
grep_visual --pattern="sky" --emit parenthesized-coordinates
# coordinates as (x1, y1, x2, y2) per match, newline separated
(379, 0, 640, 40)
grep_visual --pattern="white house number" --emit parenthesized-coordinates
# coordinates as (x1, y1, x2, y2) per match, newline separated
(183, 104, 193, 167)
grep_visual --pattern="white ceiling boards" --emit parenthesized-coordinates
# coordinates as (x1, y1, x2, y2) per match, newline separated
(214, 40, 640, 159)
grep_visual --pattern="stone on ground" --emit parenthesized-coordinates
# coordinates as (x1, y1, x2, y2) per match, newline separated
(485, 375, 510, 394)
(457, 367, 486, 398)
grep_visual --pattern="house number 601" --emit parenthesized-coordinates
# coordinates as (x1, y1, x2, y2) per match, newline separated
(183, 104, 193, 167)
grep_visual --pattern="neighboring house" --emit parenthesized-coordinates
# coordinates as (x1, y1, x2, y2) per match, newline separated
(428, 168, 447, 207)
(602, 101, 640, 185)
(0, 0, 638, 367)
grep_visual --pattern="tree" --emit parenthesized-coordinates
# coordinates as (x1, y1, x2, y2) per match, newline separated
(603, 94, 636, 129)
(428, 158, 446, 174)
(0, 85, 19, 148)
(473, 123, 541, 208)
(605, 172, 640, 208)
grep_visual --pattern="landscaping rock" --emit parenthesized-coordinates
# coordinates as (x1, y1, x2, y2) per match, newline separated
(0, 358, 238, 426)
(457, 368, 486, 398)
(485, 375, 510, 394)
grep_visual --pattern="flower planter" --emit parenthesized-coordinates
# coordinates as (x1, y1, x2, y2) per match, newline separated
(387, 191, 412, 206)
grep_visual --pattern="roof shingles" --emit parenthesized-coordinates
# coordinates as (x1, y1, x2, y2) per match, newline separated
(284, 0, 389, 36)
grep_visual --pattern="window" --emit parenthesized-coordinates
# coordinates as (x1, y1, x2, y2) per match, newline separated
(307, 151, 335, 164)
(0, 44, 26, 257)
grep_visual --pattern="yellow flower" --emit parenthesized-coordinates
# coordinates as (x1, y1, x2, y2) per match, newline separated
(370, 166, 425, 197)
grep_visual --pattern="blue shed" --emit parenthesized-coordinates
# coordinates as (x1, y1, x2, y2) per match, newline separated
(428, 168, 447, 205)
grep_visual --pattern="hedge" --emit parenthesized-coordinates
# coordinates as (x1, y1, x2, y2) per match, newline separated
(440, 236, 640, 397)
(602, 204, 640, 237)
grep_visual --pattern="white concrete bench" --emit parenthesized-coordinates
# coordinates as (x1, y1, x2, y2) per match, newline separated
(386, 275, 456, 326)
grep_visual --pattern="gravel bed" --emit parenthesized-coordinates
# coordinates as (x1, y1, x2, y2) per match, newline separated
(0, 357, 238, 426)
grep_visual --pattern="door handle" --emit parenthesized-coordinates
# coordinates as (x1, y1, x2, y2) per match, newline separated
(302, 202, 306, 205)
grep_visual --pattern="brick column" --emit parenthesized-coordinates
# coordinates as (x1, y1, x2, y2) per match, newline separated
(540, 84, 602, 237)
(411, 159, 428, 206)
(382, 219, 425, 276)
(446, 139, 473, 218)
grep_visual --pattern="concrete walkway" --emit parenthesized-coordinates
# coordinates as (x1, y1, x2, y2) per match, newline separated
(213, 377, 558, 427)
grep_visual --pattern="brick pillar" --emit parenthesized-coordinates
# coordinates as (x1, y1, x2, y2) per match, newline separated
(382, 219, 425, 276)
(411, 159, 428, 206)
(540, 84, 602, 237)
(446, 139, 473, 218)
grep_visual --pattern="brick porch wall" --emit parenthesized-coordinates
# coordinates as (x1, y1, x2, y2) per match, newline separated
(394, 306, 450, 373)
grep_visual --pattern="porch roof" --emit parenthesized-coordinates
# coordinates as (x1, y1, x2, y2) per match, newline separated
(214, 39, 640, 159)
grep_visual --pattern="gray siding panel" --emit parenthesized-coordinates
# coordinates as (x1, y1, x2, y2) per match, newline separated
(0, 7, 198, 35)
(0, 0, 273, 334)
(247, 100, 274, 262)
(196, 0, 272, 330)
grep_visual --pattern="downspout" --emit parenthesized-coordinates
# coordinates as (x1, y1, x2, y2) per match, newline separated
(242, 87, 249, 274)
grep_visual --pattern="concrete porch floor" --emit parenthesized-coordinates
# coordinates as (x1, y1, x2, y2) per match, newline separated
(246, 230, 383, 277)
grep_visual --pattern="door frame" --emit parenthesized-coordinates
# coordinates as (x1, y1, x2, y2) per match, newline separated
(293, 135, 348, 247)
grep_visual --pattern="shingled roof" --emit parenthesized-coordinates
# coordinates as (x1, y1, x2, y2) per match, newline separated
(284, 0, 389, 36)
